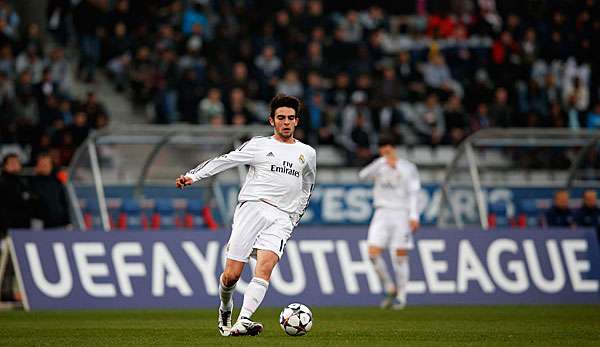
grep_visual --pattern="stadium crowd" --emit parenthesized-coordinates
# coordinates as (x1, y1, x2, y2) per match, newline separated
(0, 0, 110, 169)
(1, 0, 600, 167)
(57, 0, 600, 163)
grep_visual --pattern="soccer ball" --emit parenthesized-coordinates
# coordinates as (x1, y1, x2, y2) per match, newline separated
(279, 303, 313, 336)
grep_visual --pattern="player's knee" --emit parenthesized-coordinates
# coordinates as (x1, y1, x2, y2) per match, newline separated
(221, 270, 241, 287)
(254, 265, 274, 282)
(368, 246, 383, 257)
(395, 249, 408, 257)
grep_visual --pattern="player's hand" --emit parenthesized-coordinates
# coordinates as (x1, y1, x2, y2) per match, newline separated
(410, 219, 419, 232)
(176, 175, 194, 189)
(385, 156, 396, 168)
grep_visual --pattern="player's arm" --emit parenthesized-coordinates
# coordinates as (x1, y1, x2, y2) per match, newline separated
(408, 164, 421, 232)
(292, 150, 317, 226)
(357, 158, 383, 181)
(176, 139, 256, 188)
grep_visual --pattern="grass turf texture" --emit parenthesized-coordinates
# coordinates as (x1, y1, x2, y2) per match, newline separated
(1, 305, 599, 346)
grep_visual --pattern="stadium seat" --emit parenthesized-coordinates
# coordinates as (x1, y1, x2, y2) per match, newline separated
(488, 202, 509, 228)
(117, 199, 147, 230)
(183, 199, 204, 229)
(516, 199, 540, 228)
(151, 199, 179, 230)
(83, 199, 115, 230)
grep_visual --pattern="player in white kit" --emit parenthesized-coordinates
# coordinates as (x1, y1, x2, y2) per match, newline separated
(358, 137, 421, 309)
(176, 94, 316, 336)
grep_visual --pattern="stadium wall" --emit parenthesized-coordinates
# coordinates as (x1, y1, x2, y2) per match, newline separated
(7, 227, 600, 310)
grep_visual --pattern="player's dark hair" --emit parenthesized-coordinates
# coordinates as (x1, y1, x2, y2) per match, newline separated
(269, 94, 301, 119)
(378, 135, 395, 148)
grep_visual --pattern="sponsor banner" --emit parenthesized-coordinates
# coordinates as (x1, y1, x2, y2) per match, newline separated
(79, 184, 573, 225)
(9, 227, 600, 310)
(219, 184, 580, 225)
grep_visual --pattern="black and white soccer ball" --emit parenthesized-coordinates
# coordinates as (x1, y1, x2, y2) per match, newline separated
(279, 303, 313, 336)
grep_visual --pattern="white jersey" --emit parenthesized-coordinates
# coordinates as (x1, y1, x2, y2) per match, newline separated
(358, 157, 421, 220)
(184, 136, 317, 220)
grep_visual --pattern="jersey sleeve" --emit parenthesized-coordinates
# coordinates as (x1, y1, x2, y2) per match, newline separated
(407, 163, 421, 220)
(184, 138, 258, 183)
(293, 148, 317, 226)
(358, 158, 384, 181)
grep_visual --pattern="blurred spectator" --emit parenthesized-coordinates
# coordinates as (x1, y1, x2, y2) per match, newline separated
(348, 113, 376, 166)
(470, 102, 493, 132)
(414, 94, 445, 146)
(0, 154, 33, 235)
(575, 189, 600, 229)
(488, 87, 513, 127)
(73, 0, 106, 83)
(30, 153, 70, 228)
(47, 0, 72, 46)
(199, 87, 224, 124)
(444, 95, 468, 145)
(422, 54, 462, 99)
(277, 69, 303, 98)
(544, 190, 575, 228)
(586, 103, 600, 129)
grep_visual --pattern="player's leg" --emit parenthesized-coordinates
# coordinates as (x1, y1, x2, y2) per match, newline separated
(368, 245, 396, 308)
(220, 201, 265, 336)
(217, 258, 244, 335)
(230, 249, 278, 336)
(390, 211, 413, 309)
(367, 210, 396, 308)
(240, 249, 278, 320)
(231, 205, 291, 336)
(391, 248, 409, 309)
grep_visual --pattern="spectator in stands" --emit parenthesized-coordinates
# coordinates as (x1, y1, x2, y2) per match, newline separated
(73, 0, 106, 83)
(199, 87, 224, 124)
(470, 102, 493, 132)
(30, 153, 70, 229)
(414, 93, 445, 146)
(105, 22, 131, 92)
(575, 189, 600, 229)
(444, 95, 468, 145)
(0, 154, 34, 236)
(544, 190, 575, 228)
(586, 103, 600, 129)
(489, 87, 513, 127)
(276, 69, 303, 98)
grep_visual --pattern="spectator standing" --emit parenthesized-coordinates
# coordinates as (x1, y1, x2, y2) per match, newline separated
(575, 189, 600, 229)
(30, 153, 70, 228)
(0, 154, 33, 236)
(414, 94, 445, 146)
(544, 190, 575, 228)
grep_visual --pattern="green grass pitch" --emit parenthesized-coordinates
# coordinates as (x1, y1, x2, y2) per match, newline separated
(1, 305, 599, 346)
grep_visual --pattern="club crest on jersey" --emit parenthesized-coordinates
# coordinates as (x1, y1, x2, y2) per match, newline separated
(299, 154, 305, 164)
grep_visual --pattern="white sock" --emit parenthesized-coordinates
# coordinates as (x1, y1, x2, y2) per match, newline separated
(392, 254, 409, 304)
(369, 255, 395, 294)
(219, 274, 236, 311)
(238, 277, 269, 320)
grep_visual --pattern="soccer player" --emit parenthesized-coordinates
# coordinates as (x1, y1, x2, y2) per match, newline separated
(176, 94, 316, 336)
(358, 137, 420, 309)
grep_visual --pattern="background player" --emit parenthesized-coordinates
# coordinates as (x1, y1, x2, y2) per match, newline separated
(176, 94, 316, 336)
(358, 137, 421, 309)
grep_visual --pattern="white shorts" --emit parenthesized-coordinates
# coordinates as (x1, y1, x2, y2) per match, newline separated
(226, 200, 293, 262)
(367, 208, 413, 250)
